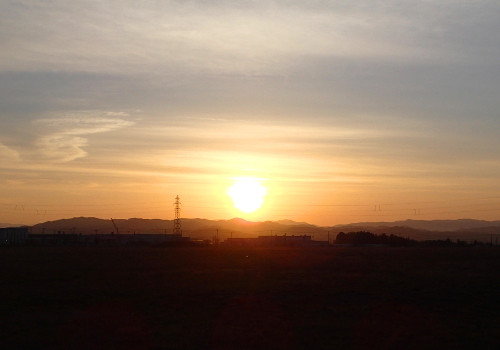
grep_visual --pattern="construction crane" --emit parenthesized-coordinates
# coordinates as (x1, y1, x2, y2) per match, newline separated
(110, 218, 120, 235)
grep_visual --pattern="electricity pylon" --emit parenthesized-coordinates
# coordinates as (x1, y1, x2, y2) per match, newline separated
(173, 195, 182, 236)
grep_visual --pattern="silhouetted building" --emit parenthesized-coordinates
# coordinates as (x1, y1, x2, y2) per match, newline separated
(27, 233, 79, 245)
(85, 233, 190, 246)
(0, 227, 29, 245)
(225, 234, 327, 247)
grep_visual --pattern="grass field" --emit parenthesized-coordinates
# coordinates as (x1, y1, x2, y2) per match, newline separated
(1, 246, 499, 349)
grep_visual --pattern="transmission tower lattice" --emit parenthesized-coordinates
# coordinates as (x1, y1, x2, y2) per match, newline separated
(173, 195, 182, 236)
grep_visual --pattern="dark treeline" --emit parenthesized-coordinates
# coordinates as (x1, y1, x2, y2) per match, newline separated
(335, 231, 492, 247)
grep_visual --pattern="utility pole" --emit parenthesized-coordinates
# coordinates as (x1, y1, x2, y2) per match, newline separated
(213, 229, 219, 246)
(173, 195, 182, 236)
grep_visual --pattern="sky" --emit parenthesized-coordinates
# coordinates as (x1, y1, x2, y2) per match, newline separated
(1, 0, 499, 226)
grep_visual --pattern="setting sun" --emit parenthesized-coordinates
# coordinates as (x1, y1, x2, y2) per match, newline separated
(227, 178, 267, 213)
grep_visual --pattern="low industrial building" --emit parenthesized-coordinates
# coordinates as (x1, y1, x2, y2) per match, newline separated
(66, 233, 191, 246)
(0, 227, 29, 245)
(27, 233, 80, 245)
(225, 234, 328, 247)
(19, 232, 192, 246)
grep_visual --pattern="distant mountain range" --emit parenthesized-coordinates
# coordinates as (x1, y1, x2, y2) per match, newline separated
(28, 217, 500, 243)
(30, 217, 321, 241)
(337, 219, 500, 232)
(333, 219, 500, 242)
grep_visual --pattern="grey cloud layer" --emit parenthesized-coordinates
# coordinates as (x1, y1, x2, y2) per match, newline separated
(2, 0, 498, 75)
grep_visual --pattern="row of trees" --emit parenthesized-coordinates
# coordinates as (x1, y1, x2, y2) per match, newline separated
(335, 231, 490, 247)
(335, 231, 416, 246)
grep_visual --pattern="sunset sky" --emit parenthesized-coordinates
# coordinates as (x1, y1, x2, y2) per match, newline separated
(1, 1, 499, 226)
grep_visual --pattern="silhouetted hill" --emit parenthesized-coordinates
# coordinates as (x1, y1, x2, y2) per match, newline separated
(329, 220, 500, 243)
(29, 217, 500, 243)
(275, 219, 315, 227)
(30, 217, 325, 241)
(339, 219, 500, 232)
(328, 225, 495, 243)
(458, 226, 500, 234)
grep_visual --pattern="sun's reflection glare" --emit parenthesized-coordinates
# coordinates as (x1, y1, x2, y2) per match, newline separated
(227, 177, 267, 213)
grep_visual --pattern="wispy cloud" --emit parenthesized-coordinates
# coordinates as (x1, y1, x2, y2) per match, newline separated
(34, 112, 135, 162)
(0, 142, 20, 161)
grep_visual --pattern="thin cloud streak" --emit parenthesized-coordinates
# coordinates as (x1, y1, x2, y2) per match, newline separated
(33, 113, 135, 162)
(0, 142, 20, 161)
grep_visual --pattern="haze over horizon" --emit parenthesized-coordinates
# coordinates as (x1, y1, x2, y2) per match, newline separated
(1, 1, 499, 226)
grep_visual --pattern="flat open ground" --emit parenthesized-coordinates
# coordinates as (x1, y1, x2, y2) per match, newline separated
(1, 247, 499, 349)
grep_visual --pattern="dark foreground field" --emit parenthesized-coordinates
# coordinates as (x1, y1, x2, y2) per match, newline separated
(1, 247, 499, 350)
